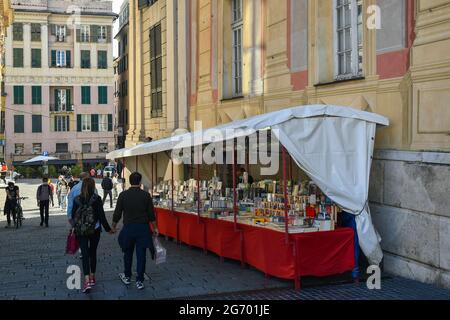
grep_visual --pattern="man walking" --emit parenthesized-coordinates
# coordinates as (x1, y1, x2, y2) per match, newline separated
(36, 177, 54, 227)
(101, 173, 114, 208)
(112, 172, 158, 290)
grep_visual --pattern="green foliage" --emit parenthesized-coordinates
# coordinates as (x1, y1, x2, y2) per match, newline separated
(95, 163, 105, 170)
(48, 165, 57, 178)
(15, 166, 26, 176)
(71, 164, 82, 178)
(24, 167, 35, 179)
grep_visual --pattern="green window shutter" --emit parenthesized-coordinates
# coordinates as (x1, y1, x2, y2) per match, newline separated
(77, 114, 82, 132)
(67, 116, 70, 132)
(54, 116, 57, 132)
(14, 86, 24, 105)
(32, 86, 42, 104)
(67, 89, 72, 108)
(76, 28, 81, 42)
(66, 50, 71, 68)
(106, 26, 112, 43)
(92, 25, 99, 42)
(13, 48, 23, 68)
(98, 86, 107, 104)
(51, 50, 57, 67)
(50, 24, 56, 35)
(108, 114, 113, 132)
(82, 86, 91, 104)
(14, 115, 24, 133)
(91, 114, 99, 132)
(66, 26, 71, 37)
(32, 49, 41, 68)
(32, 115, 42, 133)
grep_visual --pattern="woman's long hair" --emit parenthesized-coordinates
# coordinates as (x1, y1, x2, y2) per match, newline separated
(81, 177, 96, 200)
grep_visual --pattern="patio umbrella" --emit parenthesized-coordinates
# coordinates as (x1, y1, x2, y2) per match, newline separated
(22, 155, 59, 164)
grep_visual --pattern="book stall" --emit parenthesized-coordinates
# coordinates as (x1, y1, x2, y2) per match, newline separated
(108, 105, 389, 289)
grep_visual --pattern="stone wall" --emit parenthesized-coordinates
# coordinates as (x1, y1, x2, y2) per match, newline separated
(370, 149, 450, 289)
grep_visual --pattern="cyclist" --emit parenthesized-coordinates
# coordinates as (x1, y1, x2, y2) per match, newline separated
(4, 182, 19, 228)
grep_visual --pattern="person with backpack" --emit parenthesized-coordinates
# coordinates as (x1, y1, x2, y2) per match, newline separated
(36, 177, 54, 227)
(4, 182, 20, 228)
(101, 173, 114, 208)
(112, 172, 159, 290)
(71, 177, 114, 293)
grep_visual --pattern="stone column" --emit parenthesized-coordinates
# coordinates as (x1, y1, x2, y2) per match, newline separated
(166, 0, 178, 133)
(5, 25, 12, 67)
(23, 23, 31, 68)
(41, 24, 49, 68)
(126, 0, 137, 145)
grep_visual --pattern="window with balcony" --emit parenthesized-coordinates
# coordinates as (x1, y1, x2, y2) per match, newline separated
(82, 143, 92, 154)
(32, 115, 42, 133)
(14, 115, 24, 133)
(99, 143, 109, 153)
(15, 143, 24, 155)
(56, 143, 69, 153)
(56, 25, 67, 42)
(14, 86, 24, 105)
(98, 26, 107, 42)
(13, 23, 23, 41)
(80, 25, 90, 42)
(334, 0, 363, 80)
(150, 24, 162, 117)
(32, 86, 42, 105)
(31, 23, 41, 42)
(81, 50, 91, 69)
(32, 143, 42, 155)
(13, 48, 23, 68)
(31, 49, 41, 68)
(51, 50, 71, 68)
(54, 116, 69, 132)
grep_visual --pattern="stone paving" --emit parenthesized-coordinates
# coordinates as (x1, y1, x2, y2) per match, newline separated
(1, 180, 450, 300)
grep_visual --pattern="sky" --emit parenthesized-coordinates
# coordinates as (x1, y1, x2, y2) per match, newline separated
(112, 0, 123, 58)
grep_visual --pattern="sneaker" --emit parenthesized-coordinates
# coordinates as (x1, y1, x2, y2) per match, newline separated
(119, 273, 131, 285)
(136, 281, 145, 290)
(82, 280, 92, 293)
(89, 275, 96, 286)
(40, 222, 43, 227)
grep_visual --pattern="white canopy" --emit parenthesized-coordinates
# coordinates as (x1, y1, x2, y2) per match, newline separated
(107, 105, 389, 265)
(22, 155, 59, 164)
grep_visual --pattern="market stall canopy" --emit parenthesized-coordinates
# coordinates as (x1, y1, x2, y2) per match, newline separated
(22, 155, 59, 164)
(107, 104, 389, 265)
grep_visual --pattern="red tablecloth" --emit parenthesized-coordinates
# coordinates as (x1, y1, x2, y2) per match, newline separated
(155, 208, 355, 281)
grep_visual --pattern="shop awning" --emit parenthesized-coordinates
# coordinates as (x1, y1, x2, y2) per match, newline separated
(107, 104, 389, 265)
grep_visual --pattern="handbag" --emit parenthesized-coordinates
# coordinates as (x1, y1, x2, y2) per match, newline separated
(153, 236, 167, 265)
(65, 229, 79, 255)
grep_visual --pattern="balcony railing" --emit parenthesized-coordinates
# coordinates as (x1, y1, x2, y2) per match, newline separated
(50, 104, 74, 113)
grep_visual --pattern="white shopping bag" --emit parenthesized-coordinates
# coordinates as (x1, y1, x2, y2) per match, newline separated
(153, 236, 167, 265)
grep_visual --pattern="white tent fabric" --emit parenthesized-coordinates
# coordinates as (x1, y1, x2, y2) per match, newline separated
(107, 105, 389, 265)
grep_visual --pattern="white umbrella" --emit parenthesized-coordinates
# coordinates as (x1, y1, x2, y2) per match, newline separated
(22, 155, 59, 164)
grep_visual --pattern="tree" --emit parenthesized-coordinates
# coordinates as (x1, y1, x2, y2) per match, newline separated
(71, 164, 82, 178)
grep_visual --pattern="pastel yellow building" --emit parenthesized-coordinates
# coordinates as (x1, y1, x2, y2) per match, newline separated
(125, 0, 450, 288)
(0, 0, 13, 161)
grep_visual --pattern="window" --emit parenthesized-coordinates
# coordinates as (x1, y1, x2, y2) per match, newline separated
(14, 86, 24, 105)
(54, 116, 69, 132)
(80, 25, 90, 42)
(32, 143, 42, 155)
(32, 86, 42, 104)
(335, 0, 363, 79)
(149, 24, 162, 117)
(15, 144, 24, 155)
(32, 115, 42, 133)
(98, 86, 108, 104)
(81, 86, 91, 104)
(31, 23, 41, 41)
(13, 23, 23, 41)
(98, 50, 107, 69)
(51, 50, 70, 67)
(99, 114, 108, 132)
(31, 49, 41, 68)
(13, 48, 23, 68)
(82, 143, 92, 153)
(54, 89, 72, 111)
(98, 26, 107, 42)
(81, 115, 91, 132)
(138, 0, 158, 9)
(0, 111, 5, 134)
(99, 143, 109, 153)
(231, 0, 243, 96)
(14, 115, 24, 133)
(56, 25, 66, 42)
(56, 143, 69, 153)
(81, 50, 91, 68)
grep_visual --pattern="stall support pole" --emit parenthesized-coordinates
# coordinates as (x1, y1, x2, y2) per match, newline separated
(282, 145, 289, 243)
(172, 159, 179, 245)
(135, 156, 139, 172)
(233, 140, 237, 228)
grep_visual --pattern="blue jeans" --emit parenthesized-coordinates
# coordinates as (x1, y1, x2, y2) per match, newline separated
(124, 242, 147, 282)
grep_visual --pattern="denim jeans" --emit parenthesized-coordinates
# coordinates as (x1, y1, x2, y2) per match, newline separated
(124, 242, 147, 282)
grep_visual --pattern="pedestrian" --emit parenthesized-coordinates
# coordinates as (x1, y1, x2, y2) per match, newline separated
(70, 177, 114, 293)
(56, 176, 63, 207)
(36, 177, 54, 227)
(116, 160, 123, 179)
(112, 174, 119, 200)
(101, 173, 113, 208)
(68, 177, 78, 190)
(59, 178, 69, 210)
(67, 172, 91, 221)
(90, 168, 96, 178)
(112, 172, 159, 290)
(97, 168, 102, 178)
(4, 182, 19, 228)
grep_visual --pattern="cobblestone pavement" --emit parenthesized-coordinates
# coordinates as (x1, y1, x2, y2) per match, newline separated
(1, 180, 450, 300)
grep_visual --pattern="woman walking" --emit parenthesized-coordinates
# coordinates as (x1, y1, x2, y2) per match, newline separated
(59, 179, 69, 211)
(70, 177, 114, 293)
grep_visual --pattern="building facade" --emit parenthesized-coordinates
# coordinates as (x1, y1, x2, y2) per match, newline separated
(0, 0, 13, 162)
(4, 0, 116, 168)
(126, 0, 450, 288)
(114, 0, 129, 149)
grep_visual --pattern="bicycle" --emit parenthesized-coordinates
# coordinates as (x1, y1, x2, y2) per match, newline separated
(13, 197, 28, 229)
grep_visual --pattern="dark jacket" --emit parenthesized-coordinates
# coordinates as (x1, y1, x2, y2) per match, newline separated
(71, 194, 112, 233)
(113, 187, 155, 225)
(101, 177, 113, 191)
